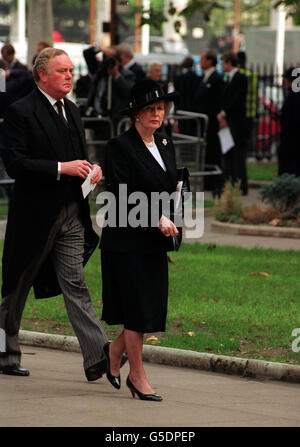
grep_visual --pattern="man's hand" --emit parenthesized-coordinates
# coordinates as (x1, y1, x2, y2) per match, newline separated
(217, 113, 228, 130)
(158, 215, 179, 237)
(107, 65, 120, 79)
(61, 160, 93, 178)
(90, 164, 102, 184)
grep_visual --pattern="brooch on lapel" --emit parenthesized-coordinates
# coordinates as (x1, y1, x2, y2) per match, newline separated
(162, 138, 168, 146)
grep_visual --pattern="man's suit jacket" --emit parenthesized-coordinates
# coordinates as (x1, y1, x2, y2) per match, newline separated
(100, 125, 178, 254)
(194, 70, 224, 166)
(221, 70, 247, 143)
(128, 62, 146, 82)
(0, 88, 98, 299)
(194, 70, 224, 118)
(87, 65, 135, 121)
(278, 87, 300, 176)
(174, 69, 200, 112)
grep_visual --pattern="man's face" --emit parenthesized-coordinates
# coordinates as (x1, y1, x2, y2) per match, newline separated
(200, 53, 211, 70)
(222, 59, 231, 73)
(149, 65, 162, 81)
(38, 54, 73, 99)
(1, 49, 14, 64)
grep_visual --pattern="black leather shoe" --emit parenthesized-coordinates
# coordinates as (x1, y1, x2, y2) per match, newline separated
(85, 359, 106, 382)
(0, 364, 30, 377)
(85, 347, 128, 382)
(126, 376, 162, 401)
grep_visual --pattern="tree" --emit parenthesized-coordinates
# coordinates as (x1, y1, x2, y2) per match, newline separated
(130, 0, 300, 34)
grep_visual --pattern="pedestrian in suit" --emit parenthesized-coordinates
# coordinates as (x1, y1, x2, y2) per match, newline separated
(1, 43, 27, 71)
(117, 42, 146, 83)
(84, 45, 135, 124)
(217, 50, 248, 195)
(0, 43, 35, 119)
(174, 56, 200, 135)
(194, 50, 224, 196)
(0, 48, 127, 382)
(100, 79, 179, 401)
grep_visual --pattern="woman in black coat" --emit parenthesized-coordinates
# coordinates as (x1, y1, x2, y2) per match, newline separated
(100, 79, 179, 401)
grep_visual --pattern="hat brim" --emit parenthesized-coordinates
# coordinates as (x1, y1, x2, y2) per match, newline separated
(121, 91, 179, 116)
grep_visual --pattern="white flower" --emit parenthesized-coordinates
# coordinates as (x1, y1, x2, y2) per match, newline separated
(162, 138, 167, 146)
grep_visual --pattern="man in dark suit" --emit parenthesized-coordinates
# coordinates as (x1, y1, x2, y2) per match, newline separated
(0, 48, 112, 381)
(194, 50, 224, 196)
(83, 45, 135, 133)
(117, 42, 146, 83)
(278, 66, 300, 176)
(174, 56, 200, 135)
(1, 43, 27, 71)
(0, 43, 35, 119)
(218, 50, 248, 195)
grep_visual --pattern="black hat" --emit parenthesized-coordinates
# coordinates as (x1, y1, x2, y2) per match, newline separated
(121, 78, 179, 115)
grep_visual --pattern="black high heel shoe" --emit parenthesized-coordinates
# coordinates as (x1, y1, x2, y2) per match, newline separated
(126, 376, 163, 401)
(103, 342, 121, 390)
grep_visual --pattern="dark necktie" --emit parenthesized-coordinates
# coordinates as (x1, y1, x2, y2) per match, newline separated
(55, 100, 68, 126)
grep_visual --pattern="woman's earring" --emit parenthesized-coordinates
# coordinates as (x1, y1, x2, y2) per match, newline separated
(136, 117, 140, 122)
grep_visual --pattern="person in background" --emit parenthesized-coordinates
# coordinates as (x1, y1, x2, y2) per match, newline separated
(1, 43, 27, 71)
(217, 50, 248, 195)
(277, 66, 300, 176)
(32, 41, 52, 66)
(237, 51, 258, 158)
(100, 79, 179, 401)
(194, 50, 224, 197)
(147, 62, 168, 93)
(84, 44, 135, 136)
(173, 56, 200, 135)
(0, 43, 34, 119)
(117, 42, 146, 83)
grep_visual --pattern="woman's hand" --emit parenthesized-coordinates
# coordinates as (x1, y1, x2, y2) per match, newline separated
(158, 214, 179, 237)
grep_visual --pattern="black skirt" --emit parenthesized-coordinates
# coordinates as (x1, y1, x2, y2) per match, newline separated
(101, 251, 168, 333)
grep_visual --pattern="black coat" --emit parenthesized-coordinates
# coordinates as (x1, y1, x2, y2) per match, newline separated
(278, 88, 300, 176)
(194, 70, 224, 166)
(174, 70, 201, 112)
(128, 62, 146, 82)
(0, 88, 98, 299)
(100, 125, 178, 254)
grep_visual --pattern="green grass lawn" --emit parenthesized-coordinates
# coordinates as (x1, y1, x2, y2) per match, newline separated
(247, 161, 277, 181)
(3, 240, 298, 366)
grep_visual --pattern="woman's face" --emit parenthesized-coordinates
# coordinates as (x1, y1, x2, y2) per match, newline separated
(136, 101, 165, 133)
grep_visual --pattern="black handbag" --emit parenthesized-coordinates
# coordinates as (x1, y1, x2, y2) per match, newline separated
(173, 167, 190, 251)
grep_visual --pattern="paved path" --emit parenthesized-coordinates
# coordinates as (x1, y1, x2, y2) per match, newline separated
(1, 346, 300, 427)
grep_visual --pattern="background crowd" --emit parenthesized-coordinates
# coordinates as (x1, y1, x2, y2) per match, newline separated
(1, 39, 299, 197)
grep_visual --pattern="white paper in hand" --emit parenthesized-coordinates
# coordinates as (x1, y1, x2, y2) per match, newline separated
(81, 167, 97, 199)
(218, 126, 235, 154)
(175, 180, 183, 211)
